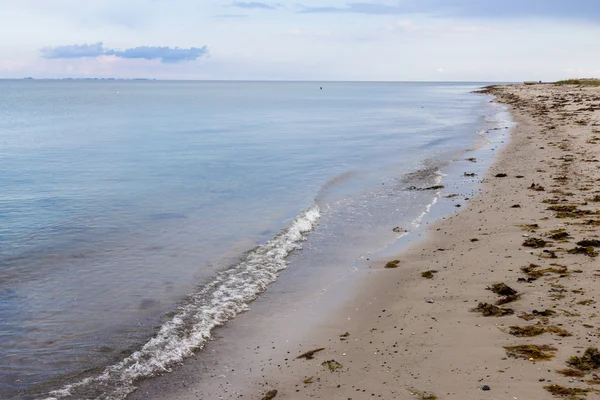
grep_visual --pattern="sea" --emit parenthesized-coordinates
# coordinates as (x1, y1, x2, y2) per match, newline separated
(0, 80, 511, 399)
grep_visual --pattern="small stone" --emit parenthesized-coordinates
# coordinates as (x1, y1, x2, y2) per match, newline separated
(426, 299, 434, 304)
(482, 385, 490, 391)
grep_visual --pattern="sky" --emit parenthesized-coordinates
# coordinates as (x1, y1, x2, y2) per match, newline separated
(0, 0, 599, 81)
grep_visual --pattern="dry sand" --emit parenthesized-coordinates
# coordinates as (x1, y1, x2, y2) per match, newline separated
(131, 84, 600, 400)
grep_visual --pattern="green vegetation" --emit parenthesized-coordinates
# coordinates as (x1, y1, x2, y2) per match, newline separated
(555, 78, 600, 86)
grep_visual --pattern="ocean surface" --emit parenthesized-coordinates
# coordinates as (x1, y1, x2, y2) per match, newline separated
(0, 80, 508, 399)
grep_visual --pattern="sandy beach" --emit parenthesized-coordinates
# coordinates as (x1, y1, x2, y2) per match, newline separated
(129, 83, 600, 400)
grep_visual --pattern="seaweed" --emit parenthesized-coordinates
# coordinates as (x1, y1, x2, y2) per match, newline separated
(568, 247, 598, 257)
(548, 205, 579, 212)
(421, 271, 434, 279)
(556, 369, 586, 378)
(385, 260, 401, 268)
(544, 384, 589, 397)
(408, 389, 438, 400)
(472, 302, 514, 317)
(496, 294, 521, 305)
(303, 377, 313, 384)
(504, 344, 557, 360)
(523, 238, 547, 248)
(296, 348, 325, 360)
(489, 282, 517, 296)
(322, 359, 343, 372)
(548, 229, 571, 240)
(578, 300, 596, 306)
(470, 238, 479, 242)
(262, 390, 278, 400)
(508, 325, 571, 337)
(577, 239, 600, 247)
(495, 173, 508, 177)
(521, 264, 569, 279)
(568, 348, 600, 371)
(519, 223, 540, 231)
(530, 183, 545, 191)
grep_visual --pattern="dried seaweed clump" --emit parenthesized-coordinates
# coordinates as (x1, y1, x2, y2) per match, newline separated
(296, 348, 325, 360)
(385, 260, 401, 268)
(421, 271, 434, 279)
(544, 384, 589, 397)
(262, 389, 278, 400)
(504, 344, 557, 361)
(508, 325, 571, 337)
(496, 294, 521, 305)
(556, 369, 585, 378)
(489, 282, 517, 296)
(567, 347, 600, 371)
(577, 239, 600, 247)
(568, 247, 598, 257)
(408, 389, 438, 400)
(521, 263, 569, 279)
(472, 302, 514, 317)
(548, 230, 571, 240)
(522, 238, 547, 248)
(322, 359, 343, 372)
(529, 183, 545, 191)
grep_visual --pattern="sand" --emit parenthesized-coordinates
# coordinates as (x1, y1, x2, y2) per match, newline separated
(129, 84, 600, 400)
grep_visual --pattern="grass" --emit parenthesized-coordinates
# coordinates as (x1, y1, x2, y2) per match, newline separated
(555, 78, 600, 86)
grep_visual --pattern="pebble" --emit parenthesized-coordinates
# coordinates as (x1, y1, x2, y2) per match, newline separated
(482, 385, 490, 391)
(426, 299, 434, 303)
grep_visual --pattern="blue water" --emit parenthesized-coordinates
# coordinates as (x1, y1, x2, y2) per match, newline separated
(0, 81, 502, 399)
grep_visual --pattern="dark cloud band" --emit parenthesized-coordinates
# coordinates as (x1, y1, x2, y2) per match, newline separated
(40, 42, 208, 63)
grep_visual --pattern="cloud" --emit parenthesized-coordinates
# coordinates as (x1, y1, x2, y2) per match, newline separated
(40, 42, 208, 63)
(40, 42, 106, 59)
(231, 2, 278, 10)
(298, 0, 600, 22)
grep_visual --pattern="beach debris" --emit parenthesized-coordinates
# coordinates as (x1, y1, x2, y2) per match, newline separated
(466, 157, 477, 162)
(385, 260, 401, 268)
(407, 185, 445, 191)
(508, 325, 571, 337)
(472, 302, 514, 317)
(303, 377, 313, 384)
(568, 247, 598, 257)
(262, 389, 278, 400)
(489, 283, 517, 296)
(470, 238, 479, 242)
(496, 294, 521, 305)
(296, 348, 325, 360)
(577, 239, 600, 247)
(539, 249, 559, 259)
(445, 194, 459, 198)
(578, 300, 596, 306)
(519, 223, 540, 231)
(511, 204, 521, 208)
(548, 230, 571, 240)
(516, 175, 525, 178)
(322, 359, 343, 372)
(481, 385, 491, 391)
(567, 348, 600, 371)
(544, 384, 590, 397)
(557, 369, 586, 378)
(504, 344, 557, 361)
(392, 226, 404, 233)
(421, 271, 434, 279)
(464, 172, 476, 177)
(408, 388, 438, 400)
(426, 298, 434, 303)
(522, 237, 548, 248)
(529, 183, 545, 191)
(339, 332, 350, 341)
(495, 173, 508, 177)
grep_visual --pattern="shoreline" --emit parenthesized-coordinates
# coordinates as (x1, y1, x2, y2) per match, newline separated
(129, 83, 600, 399)
(124, 90, 513, 400)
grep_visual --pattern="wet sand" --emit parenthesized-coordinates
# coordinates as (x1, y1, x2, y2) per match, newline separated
(130, 84, 600, 400)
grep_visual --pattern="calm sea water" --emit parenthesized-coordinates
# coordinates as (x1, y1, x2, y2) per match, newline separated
(0, 81, 504, 399)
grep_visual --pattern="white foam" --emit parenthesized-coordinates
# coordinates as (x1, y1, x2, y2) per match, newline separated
(42, 205, 320, 400)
